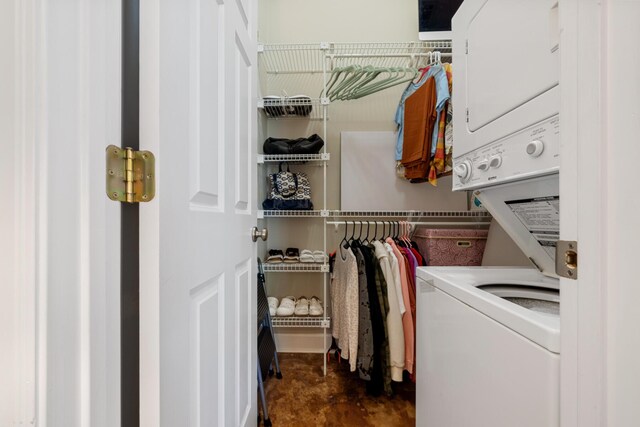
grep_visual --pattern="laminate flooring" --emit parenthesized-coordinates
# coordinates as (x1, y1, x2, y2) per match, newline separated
(262, 353, 416, 427)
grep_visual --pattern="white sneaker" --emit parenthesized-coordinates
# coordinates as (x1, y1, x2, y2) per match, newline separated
(299, 249, 315, 263)
(309, 296, 323, 316)
(267, 297, 279, 317)
(312, 251, 328, 264)
(276, 296, 296, 317)
(294, 296, 309, 316)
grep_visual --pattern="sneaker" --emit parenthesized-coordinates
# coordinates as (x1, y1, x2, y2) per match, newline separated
(309, 296, 323, 316)
(312, 250, 328, 264)
(267, 297, 279, 317)
(276, 296, 296, 317)
(288, 95, 312, 117)
(299, 249, 315, 263)
(294, 296, 309, 316)
(283, 247, 300, 264)
(263, 96, 285, 117)
(266, 249, 284, 264)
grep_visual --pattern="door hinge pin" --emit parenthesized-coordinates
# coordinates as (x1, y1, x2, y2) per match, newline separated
(125, 148, 135, 203)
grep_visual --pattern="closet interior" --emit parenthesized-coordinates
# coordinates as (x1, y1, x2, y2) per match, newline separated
(256, 1, 529, 394)
(255, 39, 504, 376)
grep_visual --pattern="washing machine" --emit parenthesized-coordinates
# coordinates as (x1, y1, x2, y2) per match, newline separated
(416, 175, 561, 427)
(415, 0, 562, 425)
(416, 266, 559, 426)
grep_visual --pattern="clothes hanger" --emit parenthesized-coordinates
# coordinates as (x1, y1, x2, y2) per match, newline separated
(341, 220, 350, 250)
(349, 220, 357, 242)
(362, 221, 370, 245)
(327, 65, 364, 101)
(351, 67, 419, 100)
(326, 65, 419, 101)
(403, 221, 412, 246)
(323, 65, 358, 99)
(335, 65, 380, 100)
(340, 65, 396, 101)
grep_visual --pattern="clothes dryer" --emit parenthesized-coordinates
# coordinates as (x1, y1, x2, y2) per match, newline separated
(451, 0, 560, 191)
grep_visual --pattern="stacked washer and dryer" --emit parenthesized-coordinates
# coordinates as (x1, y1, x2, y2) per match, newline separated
(416, 0, 562, 426)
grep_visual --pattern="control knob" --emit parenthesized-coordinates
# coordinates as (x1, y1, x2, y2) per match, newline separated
(454, 160, 472, 182)
(489, 155, 502, 168)
(526, 140, 545, 157)
(477, 158, 490, 172)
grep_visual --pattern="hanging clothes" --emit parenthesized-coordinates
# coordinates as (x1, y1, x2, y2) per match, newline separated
(401, 76, 437, 181)
(428, 65, 451, 159)
(370, 248, 393, 395)
(351, 242, 375, 381)
(394, 61, 453, 184)
(443, 63, 454, 175)
(331, 246, 359, 372)
(358, 244, 389, 396)
(387, 237, 415, 374)
(394, 67, 437, 161)
(429, 62, 453, 185)
(373, 240, 406, 383)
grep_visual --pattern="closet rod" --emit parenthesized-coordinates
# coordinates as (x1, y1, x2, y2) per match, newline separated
(329, 53, 452, 59)
(328, 221, 492, 228)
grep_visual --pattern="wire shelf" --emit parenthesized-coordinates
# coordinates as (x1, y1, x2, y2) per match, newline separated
(259, 210, 328, 218)
(258, 97, 327, 120)
(330, 210, 492, 218)
(271, 316, 330, 328)
(258, 41, 452, 74)
(259, 43, 327, 74)
(258, 153, 330, 164)
(262, 263, 329, 273)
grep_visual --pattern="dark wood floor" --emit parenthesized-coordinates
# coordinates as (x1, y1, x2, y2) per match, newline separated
(261, 353, 416, 427)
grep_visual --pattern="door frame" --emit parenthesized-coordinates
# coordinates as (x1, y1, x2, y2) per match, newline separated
(559, 0, 640, 425)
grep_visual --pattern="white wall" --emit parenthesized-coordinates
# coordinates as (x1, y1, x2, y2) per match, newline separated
(259, 0, 419, 43)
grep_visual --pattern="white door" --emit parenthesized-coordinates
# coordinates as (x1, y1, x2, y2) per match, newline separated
(560, 0, 640, 425)
(2, 1, 121, 426)
(139, 0, 258, 426)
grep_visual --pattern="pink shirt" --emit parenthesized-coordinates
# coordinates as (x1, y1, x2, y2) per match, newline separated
(387, 238, 415, 374)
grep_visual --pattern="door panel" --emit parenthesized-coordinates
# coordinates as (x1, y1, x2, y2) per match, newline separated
(190, 276, 223, 426)
(234, 33, 252, 212)
(235, 0, 249, 28)
(189, 0, 224, 210)
(141, 0, 257, 425)
(235, 262, 252, 426)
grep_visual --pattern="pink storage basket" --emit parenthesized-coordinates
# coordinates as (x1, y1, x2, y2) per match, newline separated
(413, 228, 488, 266)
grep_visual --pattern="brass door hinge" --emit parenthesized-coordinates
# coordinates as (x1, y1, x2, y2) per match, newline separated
(106, 145, 155, 203)
(556, 240, 578, 279)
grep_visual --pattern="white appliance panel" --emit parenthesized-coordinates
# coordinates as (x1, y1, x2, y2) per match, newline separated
(417, 276, 560, 427)
(452, 116, 559, 190)
(466, 0, 558, 133)
(474, 175, 559, 278)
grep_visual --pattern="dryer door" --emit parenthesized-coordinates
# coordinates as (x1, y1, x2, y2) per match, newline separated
(453, 0, 559, 158)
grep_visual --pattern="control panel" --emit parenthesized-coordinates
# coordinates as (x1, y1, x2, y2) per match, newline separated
(453, 116, 559, 191)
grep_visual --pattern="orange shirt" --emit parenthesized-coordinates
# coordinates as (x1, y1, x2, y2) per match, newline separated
(401, 76, 437, 180)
